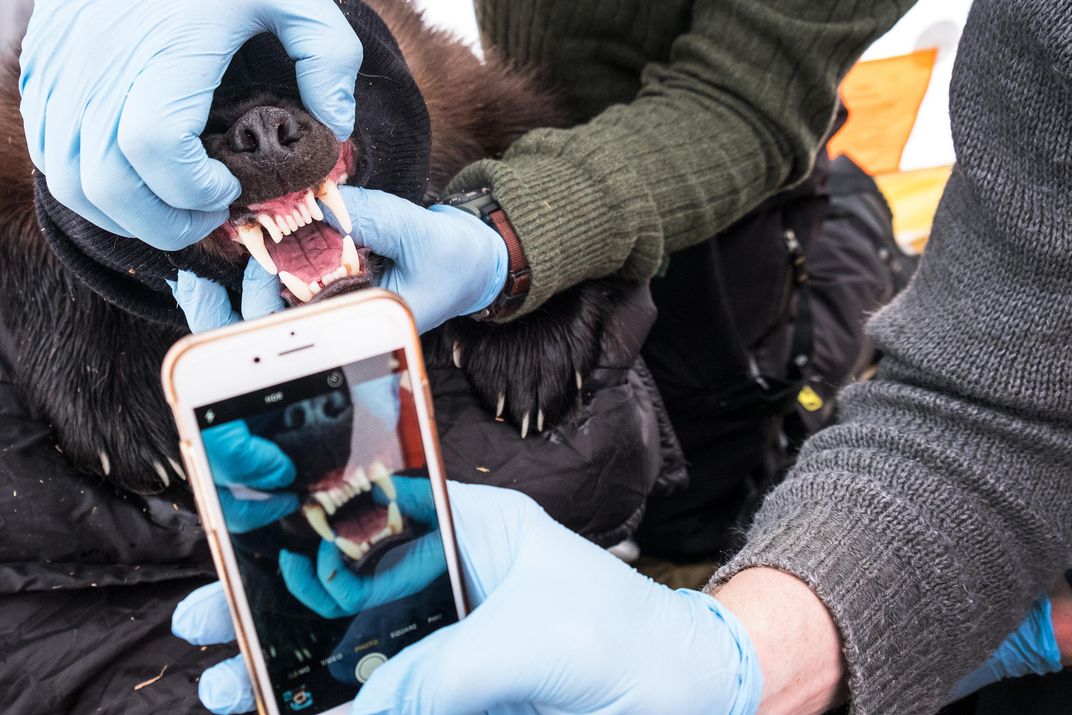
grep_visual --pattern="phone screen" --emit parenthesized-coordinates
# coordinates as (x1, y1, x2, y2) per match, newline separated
(194, 349, 460, 714)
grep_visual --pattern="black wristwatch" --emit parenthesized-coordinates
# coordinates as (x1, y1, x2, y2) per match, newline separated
(440, 188, 531, 320)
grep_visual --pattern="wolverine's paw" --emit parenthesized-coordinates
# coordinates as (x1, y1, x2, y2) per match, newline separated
(429, 284, 616, 437)
(56, 404, 186, 495)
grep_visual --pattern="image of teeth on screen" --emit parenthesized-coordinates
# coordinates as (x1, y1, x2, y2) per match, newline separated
(196, 350, 458, 714)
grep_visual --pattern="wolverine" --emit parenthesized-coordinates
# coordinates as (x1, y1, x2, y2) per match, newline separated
(0, 2, 679, 711)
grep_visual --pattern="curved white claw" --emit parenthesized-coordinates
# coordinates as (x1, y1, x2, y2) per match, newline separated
(537, 408, 544, 433)
(520, 412, 530, 440)
(495, 392, 505, 419)
(452, 342, 463, 369)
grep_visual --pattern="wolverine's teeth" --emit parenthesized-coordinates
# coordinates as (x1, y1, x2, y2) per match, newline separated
(335, 536, 369, 560)
(284, 213, 300, 233)
(323, 266, 347, 286)
(369, 461, 390, 483)
(313, 490, 337, 516)
(278, 271, 313, 302)
(371, 471, 396, 501)
(257, 215, 284, 243)
(308, 281, 322, 296)
(349, 467, 373, 493)
(303, 504, 335, 542)
(318, 180, 351, 234)
(341, 234, 360, 273)
(291, 210, 305, 228)
(297, 202, 312, 225)
(387, 501, 403, 534)
(276, 214, 294, 236)
(339, 481, 357, 500)
(370, 525, 393, 545)
(305, 191, 325, 222)
(236, 223, 278, 275)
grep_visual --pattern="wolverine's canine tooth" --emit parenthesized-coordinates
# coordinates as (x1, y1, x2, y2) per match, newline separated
(303, 504, 335, 542)
(318, 180, 351, 233)
(237, 223, 277, 275)
(387, 501, 403, 534)
(341, 234, 360, 273)
(257, 215, 284, 243)
(278, 272, 313, 302)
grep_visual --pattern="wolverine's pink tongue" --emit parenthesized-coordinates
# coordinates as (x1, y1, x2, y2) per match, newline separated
(262, 221, 359, 301)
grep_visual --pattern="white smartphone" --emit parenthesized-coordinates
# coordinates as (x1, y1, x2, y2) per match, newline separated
(162, 290, 468, 715)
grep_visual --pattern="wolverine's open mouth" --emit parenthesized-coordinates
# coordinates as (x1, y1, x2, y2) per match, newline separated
(301, 460, 409, 567)
(209, 141, 372, 306)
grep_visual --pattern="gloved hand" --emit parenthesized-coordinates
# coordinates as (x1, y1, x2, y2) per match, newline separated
(324, 186, 508, 334)
(175, 482, 762, 715)
(174, 475, 448, 714)
(168, 263, 285, 333)
(948, 595, 1064, 702)
(278, 475, 447, 618)
(202, 420, 298, 533)
(173, 582, 255, 715)
(19, 0, 361, 249)
(353, 482, 763, 715)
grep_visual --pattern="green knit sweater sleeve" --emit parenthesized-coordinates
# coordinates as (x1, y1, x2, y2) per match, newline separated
(449, 0, 911, 315)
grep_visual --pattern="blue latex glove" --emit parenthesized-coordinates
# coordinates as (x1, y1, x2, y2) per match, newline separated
(351, 483, 763, 715)
(323, 186, 509, 334)
(279, 475, 446, 618)
(174, 483, 762, 714)
(948, 596, 1064, 702)
(174, 476, 448, 714)
(202, 420, 298, 533)
(173, 582, 256, 715)
(167, 264, 284, 333)
(19, 0, 361, 249)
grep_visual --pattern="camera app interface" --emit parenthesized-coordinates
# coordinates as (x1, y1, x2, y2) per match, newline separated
(195, 350, 459, 714)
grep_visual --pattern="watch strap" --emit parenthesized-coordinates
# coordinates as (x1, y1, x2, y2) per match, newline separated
(441, 189, 531, 320)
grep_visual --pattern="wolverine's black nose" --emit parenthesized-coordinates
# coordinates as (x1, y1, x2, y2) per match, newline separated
(227, 106, 304, 158)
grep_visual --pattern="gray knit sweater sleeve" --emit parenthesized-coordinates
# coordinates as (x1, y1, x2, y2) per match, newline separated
(714, 2, 1072, 712)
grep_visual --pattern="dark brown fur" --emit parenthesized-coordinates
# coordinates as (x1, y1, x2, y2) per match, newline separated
(365, 0, 572, 193)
